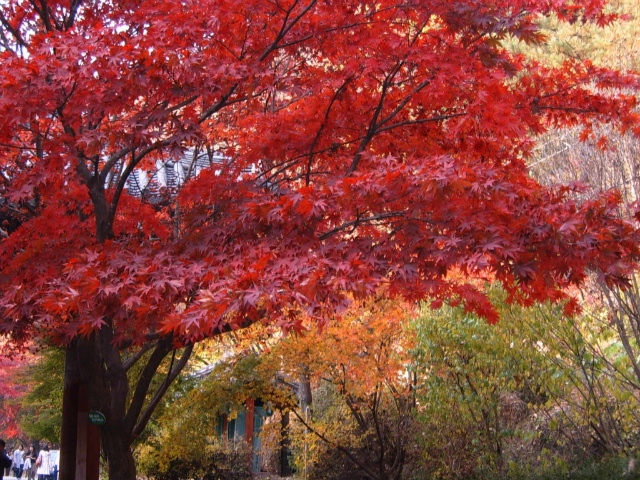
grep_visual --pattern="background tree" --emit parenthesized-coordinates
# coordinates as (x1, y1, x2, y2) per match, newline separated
(137, 352, 270, 480)
(525, 299, 640, 459)
(508, 0, 640, 71)
(140, 298, 418, 480)
(514, 1, 640, 457)
(139, 290, 640, 480)
(411, 291, 551, 478)
(0, 352, 34, 440)
(412, 287, 640, 480)
(1, 1, 640, 479)
(271, 299, 419, 480)
(15, 348, 65, 445)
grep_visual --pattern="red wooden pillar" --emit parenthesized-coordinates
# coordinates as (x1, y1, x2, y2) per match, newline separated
(60, 346, 100, 480)
(77, 386, 101, 480)
(245, 398, 255, 444)
(244, 399, 256, 471)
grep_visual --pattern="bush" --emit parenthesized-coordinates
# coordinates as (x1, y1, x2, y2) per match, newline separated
(140, 441, 253, 480)
(502, 456, 640, 480)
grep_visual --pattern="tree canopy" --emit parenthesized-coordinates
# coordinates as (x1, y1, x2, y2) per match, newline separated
(2, 0, 640, 343)
(1, 0, 640, 478)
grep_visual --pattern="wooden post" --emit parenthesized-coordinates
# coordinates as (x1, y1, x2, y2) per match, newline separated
(244, 399, 255, 445)
(77, 385, 100, 480)
(60, 346, 79, 480)
(245, 399, 256, 472)
(59, 345, 100, 480)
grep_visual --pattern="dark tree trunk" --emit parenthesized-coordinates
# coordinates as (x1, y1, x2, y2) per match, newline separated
(101, 428, 137, 480)
(280, 412, 293, 476)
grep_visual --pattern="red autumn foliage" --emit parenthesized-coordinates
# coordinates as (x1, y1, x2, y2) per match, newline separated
(0, 352, 34, 439)
(0, 1, 639, 478)
(1, 0, 639, 344)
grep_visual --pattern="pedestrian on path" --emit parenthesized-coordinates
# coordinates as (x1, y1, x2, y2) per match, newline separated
(34, 445, 51, 480)
(0, 440, 12, 480)
(23, 447, 36, 480)
(12, 445, 24, 479)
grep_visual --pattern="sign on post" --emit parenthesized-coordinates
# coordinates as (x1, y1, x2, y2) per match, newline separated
(88, 411, 106, 426)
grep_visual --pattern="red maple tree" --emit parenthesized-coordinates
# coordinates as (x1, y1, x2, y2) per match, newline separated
(1, 0, 640, 478)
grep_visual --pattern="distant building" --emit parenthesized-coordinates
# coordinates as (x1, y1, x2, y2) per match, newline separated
(216, 398, 270, 473)
(124, 149, 227, 197)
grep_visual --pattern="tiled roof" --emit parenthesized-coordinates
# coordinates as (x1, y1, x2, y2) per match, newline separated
(125, 149, 227, 196)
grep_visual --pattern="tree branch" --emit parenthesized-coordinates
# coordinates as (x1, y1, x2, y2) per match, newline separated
(376, 112, 466, 135)
(305, 78, 351, 186)
(347, 64, 401, 175)
(131, 343, 194, 441)
(259, 0, 318, 62)
(122, 341, 159, 372)
(291, 408, 379, 480)
(64, 0, 83, 30)
(0, 11, 28, 48)
(123, 336, 174, 436)
(319, 211, 406, 240)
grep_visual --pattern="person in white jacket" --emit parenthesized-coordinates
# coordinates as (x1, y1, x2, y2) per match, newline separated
(34, 445, 52, 480)
(12, 445, 24, 478)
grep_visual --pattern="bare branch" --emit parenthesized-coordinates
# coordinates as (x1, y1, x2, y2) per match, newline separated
(319, 211, 406, 240)
(123, 336, 174, 436)
(376, 112, 466, 134)
(291, 408, 379, 479)
(305, 78, 351, 186)
(131, 343, 194, 441)
(0, 11, 28, 48)
(259, 0, 318, 62)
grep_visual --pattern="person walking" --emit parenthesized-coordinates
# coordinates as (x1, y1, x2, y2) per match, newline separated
(12, 445, 24, 478)
(0, 440, 12, 480)
(34, 445, 52, 480)
(23, 446, 36, 480)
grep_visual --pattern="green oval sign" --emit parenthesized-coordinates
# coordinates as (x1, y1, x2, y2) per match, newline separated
(88, 411, 106, 425)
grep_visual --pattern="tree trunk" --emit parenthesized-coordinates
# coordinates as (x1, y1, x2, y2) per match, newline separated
(101, 427, 137, 480)
(298, 366, 313, 414)
(279, 412, 293, 476)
